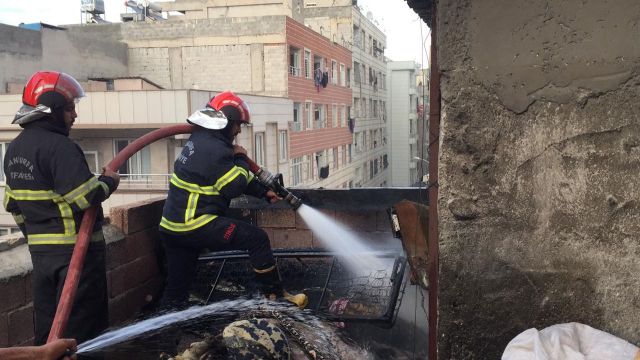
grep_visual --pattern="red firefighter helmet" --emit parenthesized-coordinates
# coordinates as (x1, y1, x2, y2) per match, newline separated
(13, 71, 85, 125)
(208, 91, 251, 124)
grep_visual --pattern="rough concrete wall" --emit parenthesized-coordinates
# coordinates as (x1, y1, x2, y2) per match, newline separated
(263, 44, 287, 96)
(437, 0, 640, 358)
(0, 24, 127, 93)
(128, 48, 172, 89)
(181, 45, 253, 91)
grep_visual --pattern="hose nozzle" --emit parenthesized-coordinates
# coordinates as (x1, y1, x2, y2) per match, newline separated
(255, 167, 302, 210)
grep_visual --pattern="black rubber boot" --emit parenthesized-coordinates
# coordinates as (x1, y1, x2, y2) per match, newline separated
(254, 265, 308, 309)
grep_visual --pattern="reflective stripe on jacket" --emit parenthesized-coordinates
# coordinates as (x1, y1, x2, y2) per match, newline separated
(3, 119, 116, 247)
(160, 127, 267, 234)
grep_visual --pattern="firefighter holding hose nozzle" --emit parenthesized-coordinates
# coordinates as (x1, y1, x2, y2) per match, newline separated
(158, 91, 307, 309)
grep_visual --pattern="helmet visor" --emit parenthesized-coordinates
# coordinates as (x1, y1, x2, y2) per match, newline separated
(186, 108, 229, 130)
(55, 73, 85, 103)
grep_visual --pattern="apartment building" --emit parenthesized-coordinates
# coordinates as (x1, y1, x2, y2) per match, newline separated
(387, 61, 421, 186)
(67, 11, 354, 189)
(300, 0, 390, 187)
(161, 0, 390, 188)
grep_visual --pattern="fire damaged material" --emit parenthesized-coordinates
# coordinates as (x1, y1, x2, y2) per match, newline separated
(392, 201, 429, 290)
(194, 249, 407, 327)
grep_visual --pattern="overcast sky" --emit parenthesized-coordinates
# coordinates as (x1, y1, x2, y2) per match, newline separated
(0, 0, 430, 66)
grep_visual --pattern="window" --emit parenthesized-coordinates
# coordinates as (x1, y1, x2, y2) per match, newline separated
(279, 130, 288, 161)
(83, 151, 99, 174)
(331, 60, 337, 85)
(339, 64, 346, 86)
(315, 150, 328, 178)
(292, 102, 301, 132)
(342, 145, 347, 165)
(346, 67, 351, 87)
(354, 98, 360, 117)
(0, 142, 8, 182)
(373, 100, 378, 117)
(314, 55, 322, 74)
(332, 104, 338, 127)
(340, 105, 346, 127)
(313, 104, 325, 129)
(254, 133, 265, 166)
(305, 101, 313, 130)
(348, 144, 352, 163)
(288, 102, 301, 132)
(115, 139, 150, 180)
(363, 99, 367, 118)
(353, 62, 361, 84)
(354, 132, 363, 153)
(289, 47, 300, 76)
(291, 157, 303, 186)
(333, 147, 338, 169)
(304, 50, 311, 78)
(353, 25, 362, 48)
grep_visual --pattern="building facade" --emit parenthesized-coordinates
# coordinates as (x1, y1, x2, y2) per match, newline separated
(387, 61, 420, 186)
(300, 1, 390, 187)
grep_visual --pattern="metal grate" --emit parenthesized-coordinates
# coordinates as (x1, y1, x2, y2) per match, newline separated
(192, 249, 407, 327)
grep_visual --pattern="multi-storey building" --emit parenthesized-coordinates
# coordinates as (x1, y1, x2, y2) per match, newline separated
(387, 61, 421, 186)
(73, 11, 354, 189)
(161, 0, 390, 188)
(299, 1, 390, 187)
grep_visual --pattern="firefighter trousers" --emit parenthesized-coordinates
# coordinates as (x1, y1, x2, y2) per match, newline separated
(159, 216, 274, 309)
(30, 245, 108, 345)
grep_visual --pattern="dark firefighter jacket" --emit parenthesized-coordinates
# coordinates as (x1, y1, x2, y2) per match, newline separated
(3, 118, 117, 252)
(160, 127, 267, 235)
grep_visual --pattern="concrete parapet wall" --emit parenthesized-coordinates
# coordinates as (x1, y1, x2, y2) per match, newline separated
(436, 0, 640, 358)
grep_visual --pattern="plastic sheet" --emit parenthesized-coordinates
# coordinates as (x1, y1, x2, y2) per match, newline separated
(502, 323, 640, 360)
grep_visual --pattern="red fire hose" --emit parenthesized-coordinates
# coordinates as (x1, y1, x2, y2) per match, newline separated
(47, 124, 195, 342)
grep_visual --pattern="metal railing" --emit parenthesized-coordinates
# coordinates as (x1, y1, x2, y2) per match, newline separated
(114, 173, 171, 190)
(289, 66, 300, 76)
(289, 121, 302, 132)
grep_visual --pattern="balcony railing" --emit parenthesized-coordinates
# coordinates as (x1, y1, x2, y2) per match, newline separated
(115, 173, 171, 190)
(289, 66, 300, 76)
(289, 121, 302, 132)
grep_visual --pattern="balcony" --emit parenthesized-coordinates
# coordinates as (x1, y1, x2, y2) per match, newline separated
(116, 173, 171, 191)
(289, 121, 302, 132)
(289, 66, 300, 76)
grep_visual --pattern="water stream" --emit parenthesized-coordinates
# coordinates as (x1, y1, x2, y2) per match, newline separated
(77, 298, 261, 354)
(296, 204, 386, 273)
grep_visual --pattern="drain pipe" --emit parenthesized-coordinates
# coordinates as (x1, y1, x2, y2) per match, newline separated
(48, 124, 195, 342)
(427, 5, 441, 360)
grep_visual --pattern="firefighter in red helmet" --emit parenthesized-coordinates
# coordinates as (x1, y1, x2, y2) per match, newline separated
(159, 91, 307, 309)
(3, 71, 120, 344)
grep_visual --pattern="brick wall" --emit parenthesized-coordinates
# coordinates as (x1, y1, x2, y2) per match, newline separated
(107, 198, 165, 326)
(0, 198, 166, 346)
(0, 272, 32, 347)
